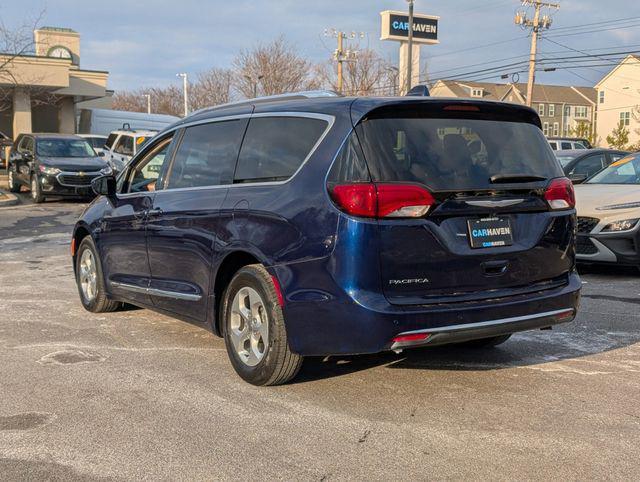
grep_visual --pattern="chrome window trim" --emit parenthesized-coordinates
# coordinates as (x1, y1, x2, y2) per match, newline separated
(110, 281, 201, 301)
(117, 112, 335, 197)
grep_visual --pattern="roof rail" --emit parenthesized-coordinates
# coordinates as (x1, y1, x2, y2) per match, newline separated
(191, 90, 342, 116)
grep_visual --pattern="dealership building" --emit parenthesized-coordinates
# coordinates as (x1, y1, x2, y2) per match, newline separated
(0, 27, 112, 139)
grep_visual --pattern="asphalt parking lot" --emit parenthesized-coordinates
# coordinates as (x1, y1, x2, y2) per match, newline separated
(1, 195, 639, 480)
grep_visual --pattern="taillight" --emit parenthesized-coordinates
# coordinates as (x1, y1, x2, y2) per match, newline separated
(329, 183, 434, 218)
(544, 177, 575, 210)
(329, 184, 377, 217)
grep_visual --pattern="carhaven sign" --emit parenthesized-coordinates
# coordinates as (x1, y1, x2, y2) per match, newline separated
(380, 10, 439, 44)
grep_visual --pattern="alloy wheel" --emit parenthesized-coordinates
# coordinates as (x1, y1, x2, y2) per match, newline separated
(79, 249, 98, 302)
(229, 287, 269, 367)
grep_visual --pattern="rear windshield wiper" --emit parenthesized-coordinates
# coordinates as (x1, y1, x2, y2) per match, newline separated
(489, 174, 547, 184)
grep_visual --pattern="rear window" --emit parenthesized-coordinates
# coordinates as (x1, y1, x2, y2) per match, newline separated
(234, 117, 327, 183)
(355, 115, 562, 190)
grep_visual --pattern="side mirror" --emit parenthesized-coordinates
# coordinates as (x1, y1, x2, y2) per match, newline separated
(91, 175, 117, 197)
(569, 173, 588, 184)
(22, 152, 33, 161)
(98, 151, 106, 157)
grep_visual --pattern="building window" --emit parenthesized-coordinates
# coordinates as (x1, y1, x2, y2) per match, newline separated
(549, 104, 555, 117)
(575, 106, 587, 118)
(543, 122, 549, 136)
(553, 122, 559, 136)
(599, 91, 605, 104)
(564, 106, 571, 117)
(538, 104, 545, 117)
(471, 88, 483, 97)
(620, 111, 631, 126)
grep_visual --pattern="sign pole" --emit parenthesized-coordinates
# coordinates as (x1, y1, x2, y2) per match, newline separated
(406, 0, 415, 94)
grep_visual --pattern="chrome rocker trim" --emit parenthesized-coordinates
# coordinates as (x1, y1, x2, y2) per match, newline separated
(110, 281, 202, 301)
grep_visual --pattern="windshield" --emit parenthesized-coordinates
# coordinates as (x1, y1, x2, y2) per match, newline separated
(37, 138, 96, 158)
(587, 154, 640, 184)
(356, 116, 562, 190)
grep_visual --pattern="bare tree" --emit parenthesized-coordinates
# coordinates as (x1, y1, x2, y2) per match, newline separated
(190, 68, 234, 110)
(112, 85, 184, 117)
(233, 36, 320, 98)
(319, 46, 397, 96)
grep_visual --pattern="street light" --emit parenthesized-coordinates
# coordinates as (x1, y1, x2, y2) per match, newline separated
(406, 0, 415, 94)
(176, 73, 188, 117)
(244, 74, 264, 98)
(142, 94, 151, 114)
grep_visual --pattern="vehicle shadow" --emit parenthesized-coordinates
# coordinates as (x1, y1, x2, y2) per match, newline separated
(295, 320, 640, 383)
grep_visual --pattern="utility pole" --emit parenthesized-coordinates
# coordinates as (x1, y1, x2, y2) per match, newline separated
(176, 73, 188, 117)
(325, 29, 364, 95)
(515, 0, 559, 106)
(143, 94, 151, 114)
(406, 0, 415, 94)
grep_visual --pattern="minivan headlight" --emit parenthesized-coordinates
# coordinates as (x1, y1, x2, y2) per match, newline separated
(39, 165, 61, 175)
(100, 165, 113, 175)
(601, 218, 639, 232)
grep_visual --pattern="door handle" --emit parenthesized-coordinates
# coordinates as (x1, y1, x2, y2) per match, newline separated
(147, 208, 163, 217)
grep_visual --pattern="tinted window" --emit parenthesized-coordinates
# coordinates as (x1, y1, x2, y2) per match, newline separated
(234, 117, 327, 183)
(114, 136, 134, 156)
(328, 133, 371, 183)
(570, 154, 605, 177)
(549, 141, 557, 150)
(356, 116, 561, 190)
(19, 136, 34, 153)
(105, 133, 118, 150)
(88, 137, 107, 148)
(167, 120, 247, 189)
(561, 142, 572, 150)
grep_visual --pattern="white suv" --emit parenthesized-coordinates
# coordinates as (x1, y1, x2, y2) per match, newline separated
(104, 128, 157, 172)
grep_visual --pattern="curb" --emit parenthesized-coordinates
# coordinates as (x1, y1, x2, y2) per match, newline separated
(0, 189, 20, 207)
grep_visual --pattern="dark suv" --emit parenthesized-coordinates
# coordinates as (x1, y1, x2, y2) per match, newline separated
(8, 133, 112, 202)
(72, 92, 581, 385)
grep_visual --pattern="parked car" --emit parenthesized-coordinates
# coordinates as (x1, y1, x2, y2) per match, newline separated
(78, 108, 179, 136)
(0, 130, 13, 165)
(103, 128, 157, 172)
(72, 92, 580, 386)
(78, 134, 108, 156)
(574, 152, 640, 268)
(7, 133, 112, 203)
(556, 148, 628, 183)
(548, 137, 592, 150)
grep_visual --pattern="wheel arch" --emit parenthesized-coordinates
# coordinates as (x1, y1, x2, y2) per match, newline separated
(71, 223, 92, 270)
(211, 249, 265, 337)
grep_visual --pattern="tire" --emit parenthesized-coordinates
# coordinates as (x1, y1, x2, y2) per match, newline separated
(30, 173, 45, 203)
(7, 167, 20, 193)
(460, 334, 512, 348)
(221, 264, 303, 386)
(75, 236, 120, 313)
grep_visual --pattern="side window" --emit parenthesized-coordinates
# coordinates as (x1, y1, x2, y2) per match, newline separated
(328, 133, 370, 183)
(105, 133, 118, 150)
(22, 137, 34, 154)
(570, 154, 605, 177)
(235, 117, 328, 183)
(114, 135, 134, 156)
(126, 137, 174, 193)
(549, 141, 557, 150)
(561, 142, 572, 150)
(610, 153, 625, 164)
(166, 120, 247, 189)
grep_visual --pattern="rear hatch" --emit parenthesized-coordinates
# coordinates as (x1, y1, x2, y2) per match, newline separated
(337, 100, 575, 305)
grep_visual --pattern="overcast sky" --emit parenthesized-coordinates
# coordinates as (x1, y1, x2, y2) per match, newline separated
(2, 0, 640, 92)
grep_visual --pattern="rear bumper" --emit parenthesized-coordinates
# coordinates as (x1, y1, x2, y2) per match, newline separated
(276, 258, 581, 356)
(389, 308, 574, 351)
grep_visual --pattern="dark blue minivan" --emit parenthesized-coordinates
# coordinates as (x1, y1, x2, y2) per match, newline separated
(72, 91, 581, 385)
